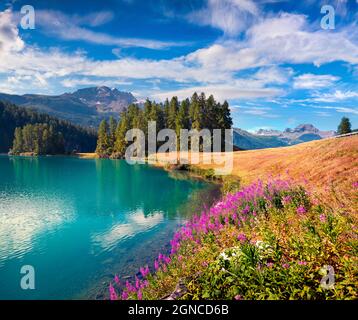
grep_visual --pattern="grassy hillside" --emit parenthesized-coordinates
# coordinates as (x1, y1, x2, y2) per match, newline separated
(190, 135, 357, 212)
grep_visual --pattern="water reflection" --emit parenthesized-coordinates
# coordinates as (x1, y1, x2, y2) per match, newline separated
(0, 192, 73, 265)
(91, 209, 164, 251)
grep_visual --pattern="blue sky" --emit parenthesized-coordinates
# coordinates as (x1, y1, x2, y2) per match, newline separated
(0, 0, 357, 131)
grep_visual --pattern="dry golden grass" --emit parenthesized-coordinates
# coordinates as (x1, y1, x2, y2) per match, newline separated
(156, 136, 358, 212)
(75, 152, 98, 159)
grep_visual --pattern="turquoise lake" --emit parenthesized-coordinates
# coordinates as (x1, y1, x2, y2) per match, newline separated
(0, 155, 218, 299)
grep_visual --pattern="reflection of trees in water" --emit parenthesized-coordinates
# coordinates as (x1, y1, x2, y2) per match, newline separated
(175, 183, 221, 220)
(10, 156, 42, 188)
(94, 159, 219, 219)
(5, 156, 219, 221)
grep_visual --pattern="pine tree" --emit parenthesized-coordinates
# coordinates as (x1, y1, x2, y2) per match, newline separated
(163, 99, 170, 128)
(108, 116, 117, 153)
(176, 99, 190, 148)
(205, 95, 217, 130)
(337, 117, 352, 135)
(190, 92, 202, 130)
(12, 127, 23, 154)
(114, 112, 129, 158)
(167, 97, 179, 130)
(96, 120, 110, 157)
(144, 99, 152, 121)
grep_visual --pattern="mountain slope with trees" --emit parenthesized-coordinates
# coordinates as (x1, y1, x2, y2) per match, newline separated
(0, 86, 136, 127)
(0, 101, 97, 154)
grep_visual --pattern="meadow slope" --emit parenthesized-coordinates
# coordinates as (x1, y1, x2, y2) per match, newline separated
(157, 135, 357, 212)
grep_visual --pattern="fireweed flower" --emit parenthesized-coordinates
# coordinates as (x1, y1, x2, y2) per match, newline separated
(353, 182, 358, 188)
(154, 260, 159, 270)
(282, 263, 290, 269)
(237, 233, 247, 243)
(298, 261, 307, 266)
(137, 290, 143, 300)
(109, 283, 118, 300)
(296, 206, 307, 215)
(234, 295, 242, 300)
(121, 291, 128, 300)
(282, 196, 292, 205)
(114, 274, 120, 285)
(319, 214, 326, 223)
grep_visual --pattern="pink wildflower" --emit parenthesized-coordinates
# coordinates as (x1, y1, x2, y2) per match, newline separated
(296, 206, 307, 215)
(282, 196, 292, 205)
(282, 263, 290, 269)
(237, 233, 247, 243)
(114, 274, 120, 285)
(234, 295, 242, 300)
(121, 291, 128, 300)
(109, 283, 118, 300)
(298, 261, 307, 266)
(137, 290, 143, 300)
(319, 214, 326, 223)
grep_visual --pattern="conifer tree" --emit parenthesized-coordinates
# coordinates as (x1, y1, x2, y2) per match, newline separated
(108, 116, 117, 153)
(12, 127, 23, 154)
(167, 96, 179, 130)
(337, 117, 352, 135)
(96, 120, 110, 157)
(114, 112, 129, 158)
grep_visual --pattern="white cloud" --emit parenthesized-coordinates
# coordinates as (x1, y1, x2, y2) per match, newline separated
(313, 90, 358, 102)
(61, 77, 132, 88)
(152, 85, 282, 102)
(293, 73, 340, 89)
(0, 9, 24, 54)
(187, 0, 260, 35)
(315, 105, 358, 115)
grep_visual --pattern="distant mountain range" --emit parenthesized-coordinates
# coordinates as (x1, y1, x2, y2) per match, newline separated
(234, 124, 336, 150)
(0, 87, 336, 151)
(0, 86, 136, 127)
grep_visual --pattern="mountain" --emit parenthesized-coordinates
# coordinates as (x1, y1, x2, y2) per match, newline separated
(233, 129, 287, 150)
(257, 124, 336, 144)
(0, 86, 136, 127)
(0, 100, 97, 153)
(234, 124, 336, 150)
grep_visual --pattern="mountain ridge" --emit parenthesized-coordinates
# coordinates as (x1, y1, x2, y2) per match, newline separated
(234, 124, 336, 150)
(0, 86, 136, 127)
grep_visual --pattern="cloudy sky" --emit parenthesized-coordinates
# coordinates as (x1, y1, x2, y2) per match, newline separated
(0, 0, 357, 131)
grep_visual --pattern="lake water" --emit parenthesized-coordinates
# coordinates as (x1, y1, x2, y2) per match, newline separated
(0, 155, 218, 299)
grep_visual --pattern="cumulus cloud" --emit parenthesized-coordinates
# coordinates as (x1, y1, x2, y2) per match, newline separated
(0, 9, 24, 55)
(0, 8, 357, 102)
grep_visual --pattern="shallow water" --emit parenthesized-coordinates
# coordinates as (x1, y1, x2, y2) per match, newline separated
(0, 155, 218, 299)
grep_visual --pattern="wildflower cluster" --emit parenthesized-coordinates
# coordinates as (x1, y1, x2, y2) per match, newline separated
(109, 178, 357, 300)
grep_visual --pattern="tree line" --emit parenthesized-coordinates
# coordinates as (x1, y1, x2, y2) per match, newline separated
(95, 92, 233, 158)
(0, 101, 97, 154)
(11, 123, 65, 155)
